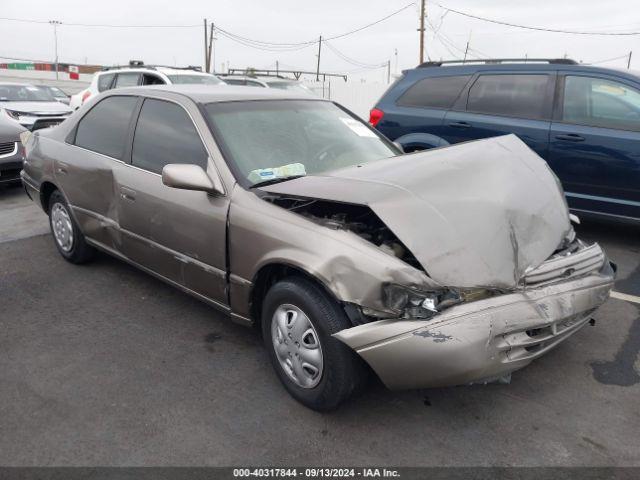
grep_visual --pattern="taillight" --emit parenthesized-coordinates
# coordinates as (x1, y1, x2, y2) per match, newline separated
(81, 91, 91, 104)
(369, 108, 384, 127)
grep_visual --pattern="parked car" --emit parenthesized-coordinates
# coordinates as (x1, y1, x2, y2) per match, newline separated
(371, 58, 640, 221)
(0, 116, 26, 185)
(36, 85, 71, 105)
(220, 74, 314, 94)
(0, 82, 73, 130)
(69, 62, 225, 110)
(21, 86, 614, 410)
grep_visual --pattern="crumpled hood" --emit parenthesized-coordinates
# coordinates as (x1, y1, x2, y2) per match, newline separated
(262, 135, 571, 289)
(1, 101, 72, 116)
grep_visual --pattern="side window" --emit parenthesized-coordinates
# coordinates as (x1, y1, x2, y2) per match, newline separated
(75, 96, 138, 159)
(97, 73, 115, 92)
(467, 74, 550, 119)
(142, 74, 165, 86)
(114, 73, 141, 88)
(246, 81, 265, 87)
(562, 76, 640, 131)
(132, 98, 208, 175)
(397, 75, 471, 109)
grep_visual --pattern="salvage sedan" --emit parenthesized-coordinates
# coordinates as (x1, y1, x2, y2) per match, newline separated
(21, 86, 615, 410)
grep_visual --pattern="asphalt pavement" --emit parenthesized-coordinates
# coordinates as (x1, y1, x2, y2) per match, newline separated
(1, 183, 638, 466)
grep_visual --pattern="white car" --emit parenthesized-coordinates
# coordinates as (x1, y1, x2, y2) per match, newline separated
(70, 64, 225, 110)
(0, 82, 72, 130)
(220, 75, 315, 95)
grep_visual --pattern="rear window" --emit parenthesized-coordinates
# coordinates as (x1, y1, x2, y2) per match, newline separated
(74, 96, 138, 159)
(397, 75, 470, 109)
(97, 73, 115, 92)
(467, 74, 550, 119)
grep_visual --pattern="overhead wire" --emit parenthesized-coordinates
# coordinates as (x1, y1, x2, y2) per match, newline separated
(436, 3, 640, 36)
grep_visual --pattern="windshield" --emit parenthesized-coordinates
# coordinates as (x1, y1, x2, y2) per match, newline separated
(205, 100, 398, 187)
(38, 86, 67, 98)
(167, 74, 223, 85)
(266, 81, 313, 94)
(0, 84, 55, 102)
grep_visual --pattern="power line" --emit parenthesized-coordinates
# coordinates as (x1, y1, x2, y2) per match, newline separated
(0, 16, 201, 28)
(213, 2, 416, 50)
(588, 54, 630, 65)
(324, 3, 415, 41)
(322, 40, 387, 69)
(436, 3, 640, 36)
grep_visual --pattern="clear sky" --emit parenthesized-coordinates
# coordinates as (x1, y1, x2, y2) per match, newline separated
(1, 0, 640, 83)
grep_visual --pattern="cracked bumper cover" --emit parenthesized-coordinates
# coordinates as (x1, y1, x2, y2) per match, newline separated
(334, 261, 615, 390)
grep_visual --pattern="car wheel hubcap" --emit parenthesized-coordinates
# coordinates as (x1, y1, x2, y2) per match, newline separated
(51, 202, 74, 252)
(271, 304, 324, 389)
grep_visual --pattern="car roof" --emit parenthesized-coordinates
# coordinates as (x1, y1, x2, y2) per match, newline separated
(98, 67, 214, 76)
(222, 75, 297, 82)
(404, 62, 640, 82)
(112, 84, 324, 103)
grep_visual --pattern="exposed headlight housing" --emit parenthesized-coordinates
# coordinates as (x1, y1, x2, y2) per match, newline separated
(4, 109, 22, 121)
(383, 284, 498, 319)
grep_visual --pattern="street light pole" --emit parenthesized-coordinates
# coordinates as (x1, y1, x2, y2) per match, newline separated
(49, 20, 62, 80)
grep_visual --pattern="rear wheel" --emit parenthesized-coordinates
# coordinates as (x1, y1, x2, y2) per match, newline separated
(48, 190, 95, 264)
(262, 276, 367, 410)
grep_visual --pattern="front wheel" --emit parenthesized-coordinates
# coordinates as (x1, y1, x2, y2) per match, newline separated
(48, 190, 95, 264)
(262, 277, 367, 411)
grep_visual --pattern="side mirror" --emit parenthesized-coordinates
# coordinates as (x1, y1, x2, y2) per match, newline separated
(162, 164, 223, 194)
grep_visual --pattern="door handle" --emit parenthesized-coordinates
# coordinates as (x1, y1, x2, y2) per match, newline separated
(449, 121, 471, 128)
(120, 187, 136, 201)
(56, 162, 69, 175)
(555, 133, 585, 142)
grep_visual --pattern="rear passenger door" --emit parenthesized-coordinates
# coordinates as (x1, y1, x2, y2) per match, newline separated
(118, 97, 229, 307)
(443, 73, 555, 158)
(548, 73, 640, 218)
(64, 95, 139, 252)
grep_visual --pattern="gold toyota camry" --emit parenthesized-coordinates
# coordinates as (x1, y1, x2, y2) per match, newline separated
(21, 85, 615, 410)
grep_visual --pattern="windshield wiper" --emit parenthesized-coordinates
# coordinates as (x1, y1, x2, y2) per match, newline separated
(250, 175, 306, 189)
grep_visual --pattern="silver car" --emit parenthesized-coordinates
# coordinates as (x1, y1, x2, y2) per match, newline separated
(21, 85, 615, 410)
(0, 83, 72, 130)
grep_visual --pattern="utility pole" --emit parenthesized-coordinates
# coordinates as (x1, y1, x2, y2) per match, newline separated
(419, 0, 426, 64)
(394, 48, 398, 74)
(203, 19, 209, 71)
(387, 60, 391, 84)
(276, 60, 279, 76)
(316, 36, 322, 81)
(49, 20, 61, 80)
(207, 23, 215, 73)
(628, 51, 633, 69)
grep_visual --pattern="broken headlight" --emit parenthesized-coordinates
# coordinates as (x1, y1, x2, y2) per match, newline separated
(383, 284, 498, 319)
(382, 284, 462, 319)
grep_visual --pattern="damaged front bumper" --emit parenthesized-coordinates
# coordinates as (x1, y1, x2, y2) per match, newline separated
(334, 259, 615, 390)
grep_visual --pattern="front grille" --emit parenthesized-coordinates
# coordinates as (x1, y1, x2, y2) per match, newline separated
(523, 241, 605, 287)
(0, 141, 17, 156)
(31, 118, 65, 131)
(496, 310, 595, 363)
(0, 167, 22, 183)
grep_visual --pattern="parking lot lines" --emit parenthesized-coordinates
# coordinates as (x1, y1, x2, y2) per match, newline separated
(610, 291, 640, 305)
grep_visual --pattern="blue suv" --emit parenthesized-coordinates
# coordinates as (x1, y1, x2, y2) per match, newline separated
(371, 59, 640, 221)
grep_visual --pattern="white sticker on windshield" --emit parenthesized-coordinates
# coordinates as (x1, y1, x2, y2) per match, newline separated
(26, 87, 40, 91)
(340, 117, 377, 138)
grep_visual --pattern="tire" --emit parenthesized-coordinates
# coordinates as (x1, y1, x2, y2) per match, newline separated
(48, 190, 95, 264)
(262, 276, 368, 411)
